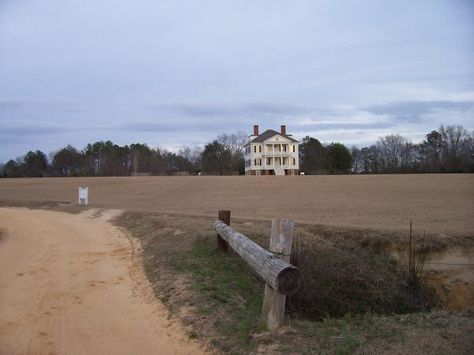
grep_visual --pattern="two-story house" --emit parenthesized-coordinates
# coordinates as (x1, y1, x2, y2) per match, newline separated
(244, 125, 300, 175)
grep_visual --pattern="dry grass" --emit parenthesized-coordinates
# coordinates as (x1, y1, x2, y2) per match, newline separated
(114, 211, 474, 354)
(0, 174, 473, 236)
(0, 199, 87, 214)
(114, 211, 266, 353)
(112, 212, 474, 354)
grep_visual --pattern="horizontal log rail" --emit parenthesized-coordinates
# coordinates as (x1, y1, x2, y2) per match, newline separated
(214, 219, 301, 295)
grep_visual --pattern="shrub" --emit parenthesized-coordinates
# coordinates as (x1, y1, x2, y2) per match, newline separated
(287, 236, 436, 320)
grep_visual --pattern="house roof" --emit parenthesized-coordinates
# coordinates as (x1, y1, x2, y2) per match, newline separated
(245, 129, 299, 146)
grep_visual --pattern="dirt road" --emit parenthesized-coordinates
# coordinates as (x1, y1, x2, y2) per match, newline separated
(0, 208, 203, 355)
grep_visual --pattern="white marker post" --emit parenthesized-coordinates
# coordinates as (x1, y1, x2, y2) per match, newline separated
(78, 186, 89, 205)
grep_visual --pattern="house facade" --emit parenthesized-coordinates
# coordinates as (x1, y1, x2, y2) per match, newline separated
(244, 125, 300, 176)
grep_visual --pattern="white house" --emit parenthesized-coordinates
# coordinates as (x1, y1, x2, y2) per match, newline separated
(244, 125, 300, 176)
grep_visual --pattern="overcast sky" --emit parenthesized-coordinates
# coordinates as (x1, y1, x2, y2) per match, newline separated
(1, 0, 473, 162)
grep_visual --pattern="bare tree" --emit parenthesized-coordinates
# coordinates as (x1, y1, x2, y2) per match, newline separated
(357, 145, 381, 173)
(439, 125, 470, 172)
(178, 146, 202, 167)
(215, 131, 246, 173)
(351, 146, 361, 173)
(217, 131, 247, 156)
(376, 134, 414, 173)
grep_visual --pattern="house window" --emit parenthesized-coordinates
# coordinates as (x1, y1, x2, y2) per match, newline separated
(258, 145, 262, 153)
(291, 145, 296, 152)
(266, 158, 272, 165)
(292, 158, 296, 165)
(254, 146, 257, 153)
(283, 145, 287, 152)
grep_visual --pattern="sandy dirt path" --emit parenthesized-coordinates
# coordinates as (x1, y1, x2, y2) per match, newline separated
(0, 208, 203, 355)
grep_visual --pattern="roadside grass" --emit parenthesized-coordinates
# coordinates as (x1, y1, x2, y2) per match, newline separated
(0, 199, 87, 214)
(173, 237, 266, 352)
(115, 211, 474, 354)
(281, 311, 474, 355)
(115, 212, 269, 353)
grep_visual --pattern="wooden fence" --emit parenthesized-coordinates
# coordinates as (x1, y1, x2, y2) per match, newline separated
(214, 210, 302, 329)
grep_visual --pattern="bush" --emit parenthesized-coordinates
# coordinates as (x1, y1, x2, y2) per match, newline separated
(287, 236, 436, 320)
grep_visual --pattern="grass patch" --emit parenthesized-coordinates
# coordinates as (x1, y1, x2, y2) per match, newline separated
(115, 212, 268, 353)
(281, 311, 474, 354)
(173, 237, 266, 352)
(0, 199, 87, 214)
(115, 211, 474, 354)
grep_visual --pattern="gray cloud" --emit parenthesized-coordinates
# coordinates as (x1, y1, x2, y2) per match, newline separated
(0, 122, 95, 137)
(0, 125, 69, 136)
(120, 119, 249, 134)
(295, 122, 393, 131)
(0, 97, 91, 115)
(148, 102, 311, 118)
(363, 100, 474, 121)
(121, 118, 393, 137)
(121, 121, 205, 132)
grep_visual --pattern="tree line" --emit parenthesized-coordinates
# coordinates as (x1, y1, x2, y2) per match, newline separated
(1, 124, 473, 177)
(0, 133, 246, 178)
(352, 125, 474, 174)
(300, 124, 474, 174)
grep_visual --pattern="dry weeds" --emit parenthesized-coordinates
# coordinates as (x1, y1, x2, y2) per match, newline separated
(115, 211, 474, 354)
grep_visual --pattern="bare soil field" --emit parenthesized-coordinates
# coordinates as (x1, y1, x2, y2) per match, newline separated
(0, 174, 473, 236)
(0, 208, 202, 355)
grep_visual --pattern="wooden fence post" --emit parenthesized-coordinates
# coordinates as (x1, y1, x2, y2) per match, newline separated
(214, 219, 301, 293)
(217, 210, 231, 252)
(262, 218, 294, 330)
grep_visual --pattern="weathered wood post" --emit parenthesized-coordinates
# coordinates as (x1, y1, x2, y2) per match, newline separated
(213, 216, 301, 329)
(217, 210, 231, 252)
(213, 219, 301, 294)
(262, 218, 295, 330)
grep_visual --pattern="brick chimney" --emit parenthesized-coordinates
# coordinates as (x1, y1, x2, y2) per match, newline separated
(253, 125, 259, 136)
(280, 125, 286, 135)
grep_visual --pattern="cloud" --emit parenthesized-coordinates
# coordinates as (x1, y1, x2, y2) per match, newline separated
(121, 121, 204, 132)
(122, 102, 317, 134)
(148, 102, 311, 118)
(0, 97, 90, 114)
(294, 122, 392, 131)
(120, 119, 247, 134)
(0, 124, 73, 136)
(363, 100, 474, 122)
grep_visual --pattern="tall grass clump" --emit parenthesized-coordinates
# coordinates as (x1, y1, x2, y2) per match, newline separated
(287, 234, 437, 320)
